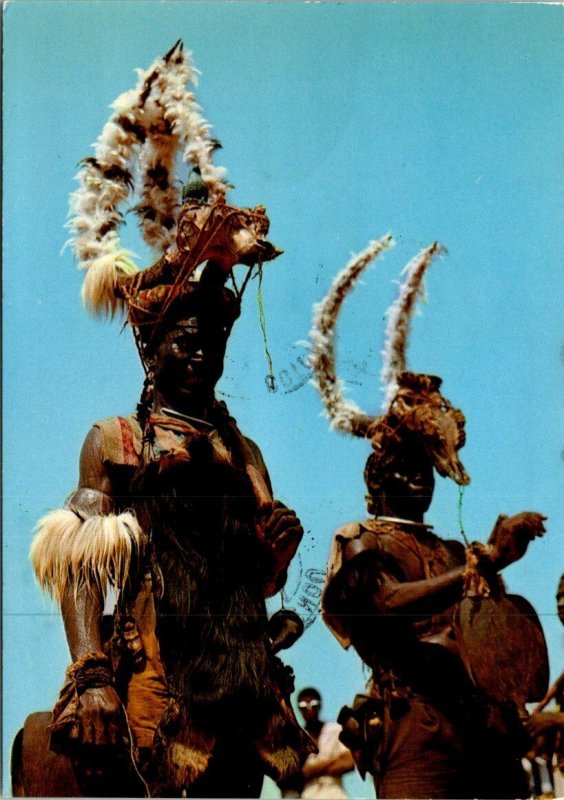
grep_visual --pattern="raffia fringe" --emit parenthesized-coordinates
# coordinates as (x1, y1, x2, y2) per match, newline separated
(30, 508, 145, 603)
(462, 541, 505, 598)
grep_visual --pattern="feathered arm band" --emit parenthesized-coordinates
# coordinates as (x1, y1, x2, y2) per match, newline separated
(30, 501, 146, 604)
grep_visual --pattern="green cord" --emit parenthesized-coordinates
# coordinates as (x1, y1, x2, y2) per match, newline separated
(457, 485, 470, 547)
(257, 265, 276, 392)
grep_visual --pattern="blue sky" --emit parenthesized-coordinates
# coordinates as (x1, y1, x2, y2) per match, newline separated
(3, 3, 563, 796)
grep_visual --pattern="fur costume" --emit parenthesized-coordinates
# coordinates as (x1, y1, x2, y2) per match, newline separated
(126, 409, 311, 792)
(31, 407, 312, 794)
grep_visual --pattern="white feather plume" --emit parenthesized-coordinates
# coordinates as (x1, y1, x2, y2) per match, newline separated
(309, 234, 394, 436)
(137, 134, 179, 251)
(380, 242, 445, 409)
(67, 42, 229, 316)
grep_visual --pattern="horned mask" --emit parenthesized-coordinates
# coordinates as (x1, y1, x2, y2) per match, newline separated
(309, 235, 470, 504)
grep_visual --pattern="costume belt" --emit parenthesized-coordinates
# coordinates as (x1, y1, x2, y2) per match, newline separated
(337, 667, 411, 779)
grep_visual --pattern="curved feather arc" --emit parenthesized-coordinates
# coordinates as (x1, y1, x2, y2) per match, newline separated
(309, 234, 394, 437)
(380, 242, 446, 409)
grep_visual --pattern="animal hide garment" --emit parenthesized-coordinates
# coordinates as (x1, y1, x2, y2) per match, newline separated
(123, 430, 310, 791)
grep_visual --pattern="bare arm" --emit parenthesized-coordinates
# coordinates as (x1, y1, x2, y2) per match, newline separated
(246, 438, 304, 597)
(57, 426, 126, 747)
(376, 567, 465, 614)
(77, 425, 114, 494)
(341, 533, 465, 617)
(61, 426, 112, 657)
(533, 671, 564, 713)
(302, 748, 354, 779)
(302, 725, 355, 780)
(61, 587, 105, 662)
(326, 748, 355, 777)
(340, 512, 546, 618)
(527, 711, 564, 738)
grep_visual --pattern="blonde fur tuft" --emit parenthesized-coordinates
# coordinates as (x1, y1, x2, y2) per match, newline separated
(80, 248, 138, 317)
(30, 508, 145, 603)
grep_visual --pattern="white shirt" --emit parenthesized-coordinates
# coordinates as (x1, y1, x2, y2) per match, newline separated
(301, 722, 350, 799)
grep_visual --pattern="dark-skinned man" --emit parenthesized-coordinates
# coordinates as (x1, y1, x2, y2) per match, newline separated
(309, 237, 548, 799)
(29, 224, 313, 797)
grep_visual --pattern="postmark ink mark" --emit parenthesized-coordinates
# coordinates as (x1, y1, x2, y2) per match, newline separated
(266, 353, 311, 395)
(282, 558, 327, 631)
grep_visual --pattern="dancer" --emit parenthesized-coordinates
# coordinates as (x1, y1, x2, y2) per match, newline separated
(18, 42, 313, 798)
(310, 236, 548, 799)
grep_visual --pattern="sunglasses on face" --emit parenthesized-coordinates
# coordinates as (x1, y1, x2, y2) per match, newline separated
(298, 700, 320, 710)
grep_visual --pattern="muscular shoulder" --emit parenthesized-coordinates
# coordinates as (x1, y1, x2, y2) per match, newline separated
(334, 522, 363, 541)
(243, 436, 264, 466)
(333, 519, 395, 558)
(327, 520, 398, 583)
(79, 425, 110, 492)
(79, 415, 141, 492)
(93, 416, 142, 466)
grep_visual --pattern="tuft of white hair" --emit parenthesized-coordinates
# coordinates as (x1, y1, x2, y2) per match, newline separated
(79, 243, 138, 317)
(30, 508, 145, 603)
(309, 234, 394, 436)
(380, 242, 445, 409)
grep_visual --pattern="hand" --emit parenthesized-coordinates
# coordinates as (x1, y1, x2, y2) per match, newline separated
(302, 754, 330, 780)
(486, 512, 546, 570)
(68, 685, 128, 747)
(258, 500, 303, 564)
(257, 501, 303, 595)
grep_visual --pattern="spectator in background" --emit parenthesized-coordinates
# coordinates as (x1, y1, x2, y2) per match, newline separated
(296, 688, 354, 799)
(526, 574, 564, 796)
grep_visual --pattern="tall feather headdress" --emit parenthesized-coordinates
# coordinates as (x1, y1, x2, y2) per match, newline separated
(67, 41, 280, 326)
(309, 234, 395, 437)
(309, 235, 445, 428)
(309, 235, 469, 487)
